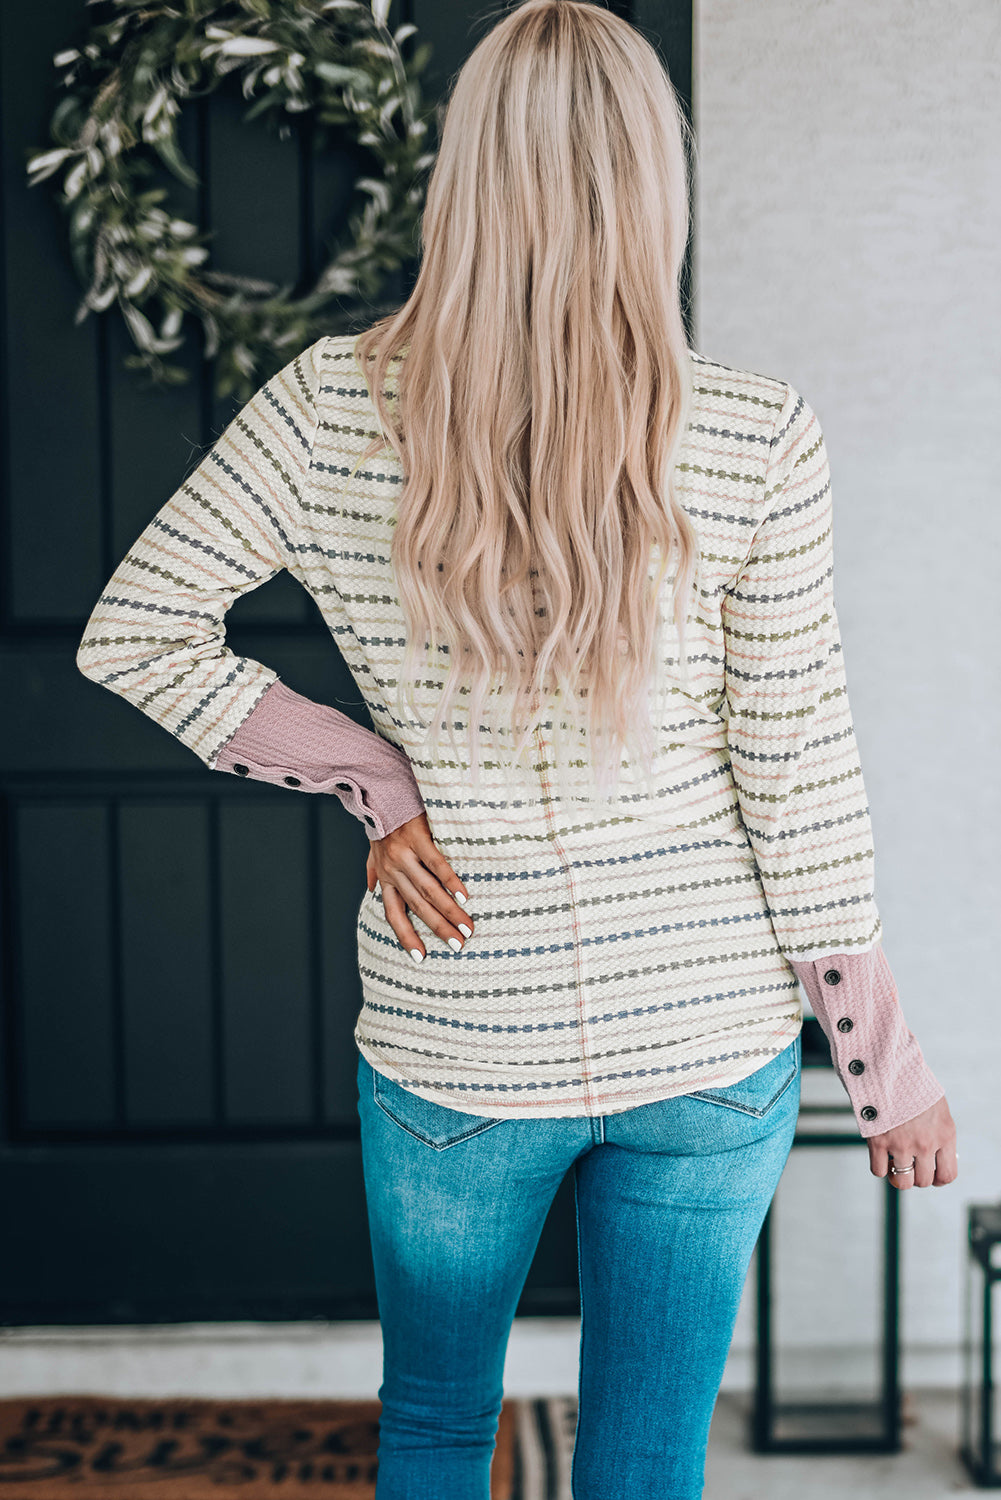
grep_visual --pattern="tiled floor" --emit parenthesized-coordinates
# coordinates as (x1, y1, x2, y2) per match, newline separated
(705, 1387, 981, 1498)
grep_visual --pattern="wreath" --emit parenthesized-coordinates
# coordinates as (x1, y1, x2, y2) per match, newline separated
(26, 0, 435, 400)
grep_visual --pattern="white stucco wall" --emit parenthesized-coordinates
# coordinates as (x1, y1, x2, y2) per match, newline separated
(693, 0, 1001, 1381)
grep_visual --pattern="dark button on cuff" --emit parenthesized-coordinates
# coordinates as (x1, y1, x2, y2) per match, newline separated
(823, 968, 842, 985)
(860, 1105, 878, 1122)
(837, 1016, 854, 1033)
(848, 1058, 866, 1075)
(233, 764, 250, 776)
(283, 776, 301, 787)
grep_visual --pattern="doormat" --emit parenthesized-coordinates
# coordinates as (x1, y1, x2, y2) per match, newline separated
(0, 1394, 579, 1499)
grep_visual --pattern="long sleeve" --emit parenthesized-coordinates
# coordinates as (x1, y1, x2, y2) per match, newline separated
(721, 384, 944, 1137)
(75, 335, 426, 842)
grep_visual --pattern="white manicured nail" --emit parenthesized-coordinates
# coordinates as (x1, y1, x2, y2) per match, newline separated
(448, 936, 463, 952)
(410, 948, 424, 964)
(458, 923, 472, 938)
(453, 890, 468, 904)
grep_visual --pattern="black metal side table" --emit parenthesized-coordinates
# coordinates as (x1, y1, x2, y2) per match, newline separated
(960, 1201, 1001, 1486)
(751, 1014, 902, 1453)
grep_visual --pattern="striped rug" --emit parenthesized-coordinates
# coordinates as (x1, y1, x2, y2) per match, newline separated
(0, 1394, 578, 1498)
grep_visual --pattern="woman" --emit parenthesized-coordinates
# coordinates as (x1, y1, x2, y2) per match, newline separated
(76, 1, 958, 1495)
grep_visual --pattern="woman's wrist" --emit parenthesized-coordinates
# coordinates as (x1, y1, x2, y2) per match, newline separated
(790, 946, 945, 1137)
(212, 678, 427, 840)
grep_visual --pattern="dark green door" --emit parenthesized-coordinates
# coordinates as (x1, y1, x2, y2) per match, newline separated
(0, 0, 690, 1324)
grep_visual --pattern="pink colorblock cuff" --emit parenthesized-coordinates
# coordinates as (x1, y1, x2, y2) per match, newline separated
(790, 945, 945, 1138)
(212, 679, 427, 841)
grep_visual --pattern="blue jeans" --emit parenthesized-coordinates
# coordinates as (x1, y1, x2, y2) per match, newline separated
(356, 1033, 801, 1500)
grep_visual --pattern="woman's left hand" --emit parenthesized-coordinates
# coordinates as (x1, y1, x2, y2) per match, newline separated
(866, 1094, 958, 1189)
(364, 812, 472, 961)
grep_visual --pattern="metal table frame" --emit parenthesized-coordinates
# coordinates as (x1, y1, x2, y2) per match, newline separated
(751, 1045, 902, 1453)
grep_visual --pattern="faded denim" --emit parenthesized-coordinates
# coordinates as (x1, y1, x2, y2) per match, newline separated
(356, 1032, 801, 1499)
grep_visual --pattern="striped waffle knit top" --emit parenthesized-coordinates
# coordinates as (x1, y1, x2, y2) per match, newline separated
(76, 334, 944, 1134)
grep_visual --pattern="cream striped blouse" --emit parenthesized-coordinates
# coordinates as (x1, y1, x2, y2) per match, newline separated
(76, 334, 944, 1132)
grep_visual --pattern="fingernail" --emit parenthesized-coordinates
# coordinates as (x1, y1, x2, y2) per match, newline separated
(458, 923, 472, 938)
(410, 948, 424, 964)
(453, 890, 468, 904)
(447, 936, 463, 952)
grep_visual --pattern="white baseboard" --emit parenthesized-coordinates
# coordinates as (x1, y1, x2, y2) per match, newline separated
(0, 1320, 966, 1400)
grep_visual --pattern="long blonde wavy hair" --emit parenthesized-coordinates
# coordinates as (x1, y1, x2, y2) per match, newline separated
(352, 0, 700, 808)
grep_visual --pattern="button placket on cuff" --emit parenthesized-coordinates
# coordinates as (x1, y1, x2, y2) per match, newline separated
(332, 779, 380, 834)
(235, 764, 303, 791)
(228, 760, 384, 833)
(820, 960, 877, 1126)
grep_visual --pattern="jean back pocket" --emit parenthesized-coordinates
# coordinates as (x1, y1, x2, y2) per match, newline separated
(687, 1034, 801, 1116)
(367, 1056, 504, 1150)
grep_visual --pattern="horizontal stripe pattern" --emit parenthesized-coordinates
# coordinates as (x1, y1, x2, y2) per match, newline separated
(77, 334, 883, 1117)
